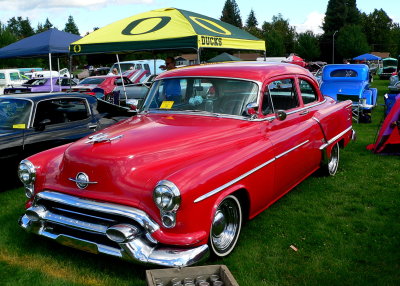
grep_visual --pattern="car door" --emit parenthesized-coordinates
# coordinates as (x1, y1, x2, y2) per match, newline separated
(0, 98, 32, 162)
(23, 97, 97, 155)
(261, 76, 322, 197)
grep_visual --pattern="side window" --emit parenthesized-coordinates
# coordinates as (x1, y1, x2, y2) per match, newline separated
(144, 64, 150, 73)
(136, 64, 143, 69)
(299, 79, 318, 104)
(268, 78, 299, 111)
(34, 98, 89, 126)
(0, 73, 5, 79)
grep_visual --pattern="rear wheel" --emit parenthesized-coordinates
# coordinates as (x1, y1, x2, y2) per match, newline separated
(321, 142, 340, 176)
(209, 195, 242, 257)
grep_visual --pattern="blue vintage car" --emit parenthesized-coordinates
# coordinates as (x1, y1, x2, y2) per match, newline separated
(320, 64, 377, 122)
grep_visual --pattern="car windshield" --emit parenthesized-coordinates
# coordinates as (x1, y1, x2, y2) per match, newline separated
(142, 77, 259, 117)
(10, 72, 22, 81)
(24, 78, 47, 86)
(79, 78, 106, 84)
(0, 98, 32, 129)
(111, 63, 136, 74)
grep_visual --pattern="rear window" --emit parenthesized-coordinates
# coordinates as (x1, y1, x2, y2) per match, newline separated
(80, 78, 106, 84)
(330, 69, 358, 77)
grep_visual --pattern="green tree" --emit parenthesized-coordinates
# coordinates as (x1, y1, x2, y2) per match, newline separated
(336, 24, 369, 59)
(7, 16, 34, 39)
(0, 22, 17, 48)
(246, 9, 258, 28)
(220, 0, 242, 28)
(361, 9, 393, 53)
(262, 14, 296, 56)
(321, 0, 361, 62)
(37, 18, 54, 33)
(295, 31, 321, 61)
(264, 30, 285, 57)
(64, 15, 80, 35)
(390, 23, 400, 57)
(244, 9, 262, 38)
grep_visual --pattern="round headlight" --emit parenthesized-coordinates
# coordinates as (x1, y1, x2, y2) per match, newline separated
(153, 180, 181, 212)
(18, 160, 36, 185)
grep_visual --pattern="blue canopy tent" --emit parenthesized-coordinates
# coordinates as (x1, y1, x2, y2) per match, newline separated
(0, 28, 81, 91)
(353, 53, 382, 61)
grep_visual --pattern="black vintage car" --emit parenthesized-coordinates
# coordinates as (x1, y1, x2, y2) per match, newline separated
(0, 93, 133, 189)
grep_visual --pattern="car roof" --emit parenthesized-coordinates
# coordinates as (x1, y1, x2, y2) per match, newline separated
(156, 62, 314, 83)
(0, 92, 94, 102)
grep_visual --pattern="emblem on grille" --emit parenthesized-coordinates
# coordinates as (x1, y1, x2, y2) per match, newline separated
(85, 133, 123, 144)
(68, 172, 97, 189)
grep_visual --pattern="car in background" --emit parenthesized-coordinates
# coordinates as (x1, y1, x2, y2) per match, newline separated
(109, 59, 164, 75)
(71, 75, 133, 98)
(0, 69, 26, 94)
(89, 67, 110, 76)
(320, 64, 377, 122)
(378, 57, 398, 79)
(3, 77, 78, 94)
(388, 71, 399, 91)
(0, 93, 133, 185)
(18, 62, 354, 267)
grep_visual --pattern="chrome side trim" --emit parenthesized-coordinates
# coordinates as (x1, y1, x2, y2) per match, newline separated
(34, 191, 160, 233)
(275, 140, 309, 159)
(319, 126, 353, 150)
(194, 158, 276, 203)
(194, 140, 309, 203)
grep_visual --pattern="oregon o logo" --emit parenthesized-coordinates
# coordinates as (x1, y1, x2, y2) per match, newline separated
(189, 16, 232, 35)
(73, 45, 81, 53)
(122, 17, 171, 35)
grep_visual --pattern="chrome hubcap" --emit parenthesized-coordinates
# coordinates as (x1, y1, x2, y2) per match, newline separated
(211, 197, 241, 254)
(328, 144, 339, 174)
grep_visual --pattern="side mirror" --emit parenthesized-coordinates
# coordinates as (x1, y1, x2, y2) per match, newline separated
(35, 118, 51, 131)
(275, 110, 287, 121)
(245, 102, 258, 117)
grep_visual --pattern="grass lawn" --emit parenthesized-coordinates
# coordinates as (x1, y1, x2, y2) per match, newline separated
(0, 78, 399, 285)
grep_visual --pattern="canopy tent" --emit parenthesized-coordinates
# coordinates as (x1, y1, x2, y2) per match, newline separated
(69, 7, 265, 57)
(0, 28, 81, 58)
(0, 28, 81, 92)
(207, 52, 241, 62)
(353, 53, 382, 61)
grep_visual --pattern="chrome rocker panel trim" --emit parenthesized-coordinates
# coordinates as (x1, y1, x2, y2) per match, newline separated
(19, 191, 209, 267)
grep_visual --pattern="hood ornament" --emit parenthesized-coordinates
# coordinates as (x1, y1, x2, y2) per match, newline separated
(85, 133, 123, 144)
(69, 172, 97, 189)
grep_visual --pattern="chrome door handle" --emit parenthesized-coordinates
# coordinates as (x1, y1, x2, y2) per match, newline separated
(299, 110, 309, 115)
(89, 125, 97, 129)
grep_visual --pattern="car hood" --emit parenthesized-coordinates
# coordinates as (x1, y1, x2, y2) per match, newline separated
(44, 113, 258, 208)
(321, 81, 364, 96)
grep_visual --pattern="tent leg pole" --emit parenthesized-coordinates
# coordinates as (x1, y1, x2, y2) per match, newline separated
(57, 58, 61, 91)
(116, 54, 127, 104)
(69, 55, 73, 90)
(49, 53, 53, 92)
(197, 48, 201, 64)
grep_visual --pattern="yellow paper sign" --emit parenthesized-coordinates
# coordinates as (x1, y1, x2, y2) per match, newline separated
(13, 124, 26, 129)
(160, 101, 174, 109)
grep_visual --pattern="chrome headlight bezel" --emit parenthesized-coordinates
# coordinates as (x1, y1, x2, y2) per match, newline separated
(18, 159, 36, 198)
(153, 180, 181, 212)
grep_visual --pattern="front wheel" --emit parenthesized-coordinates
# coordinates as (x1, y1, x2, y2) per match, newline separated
(209, 195, 242, 257)
(321, 142, 340, 176)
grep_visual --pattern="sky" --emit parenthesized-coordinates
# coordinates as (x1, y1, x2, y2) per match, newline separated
(0, 0, 399, 36)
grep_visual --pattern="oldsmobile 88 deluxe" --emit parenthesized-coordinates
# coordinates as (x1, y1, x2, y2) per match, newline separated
(18, 62, 354, 267)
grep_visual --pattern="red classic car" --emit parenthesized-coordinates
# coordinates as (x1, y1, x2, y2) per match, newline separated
(71, 75, 132, 97)
(18, 62, 355, 267)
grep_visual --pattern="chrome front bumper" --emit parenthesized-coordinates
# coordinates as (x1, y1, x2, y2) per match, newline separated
(19, 191, 209, 267)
